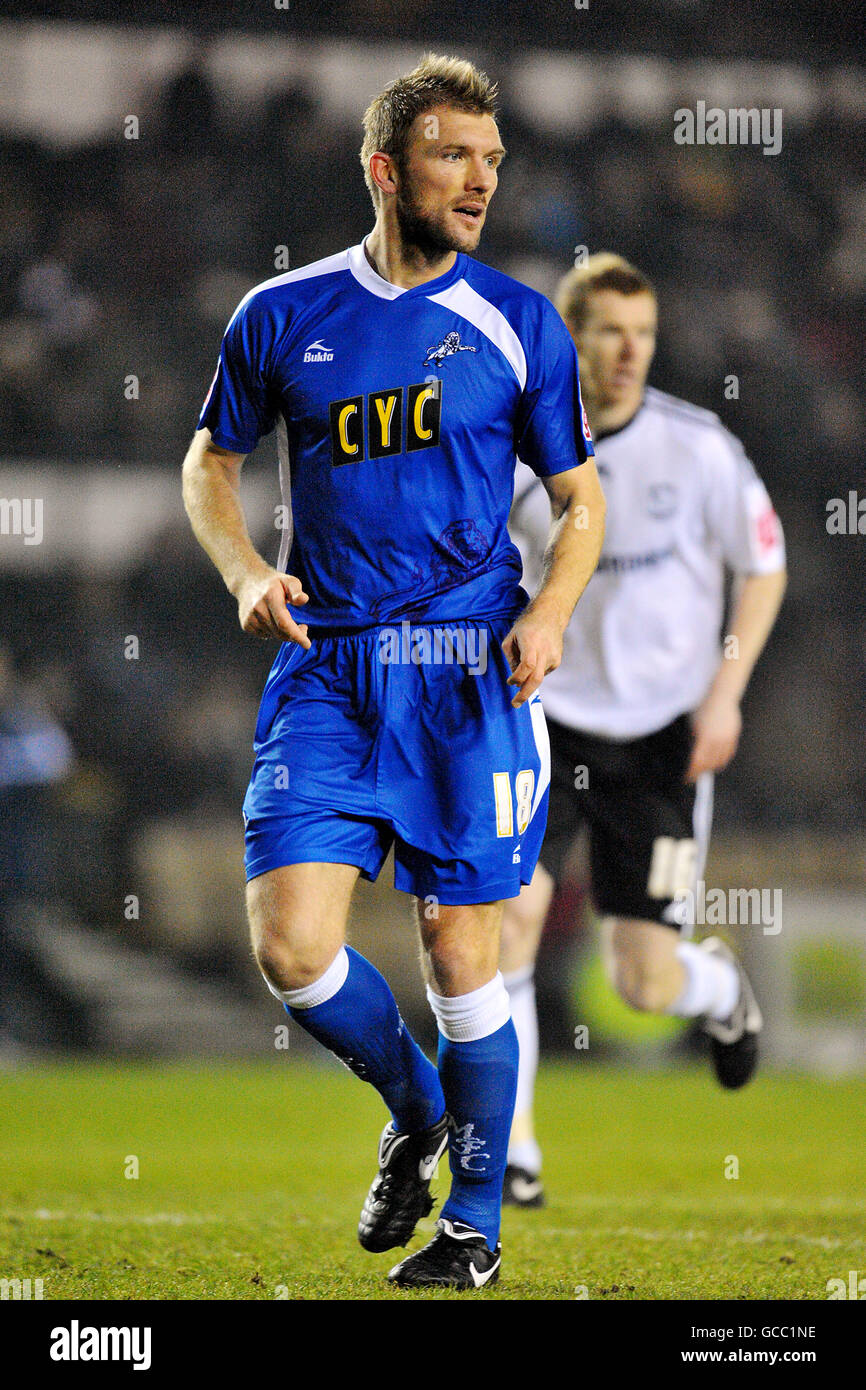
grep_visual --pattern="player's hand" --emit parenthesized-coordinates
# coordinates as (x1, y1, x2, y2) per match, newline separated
(686, 691, 742, 782)
(235, 568, 311, 648)
(502, 609, 564, 708)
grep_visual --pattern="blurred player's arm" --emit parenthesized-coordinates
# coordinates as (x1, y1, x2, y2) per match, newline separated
(182, 427, 311, 647)
(687, 567, 787, 781)
(503, 457, 606, 707)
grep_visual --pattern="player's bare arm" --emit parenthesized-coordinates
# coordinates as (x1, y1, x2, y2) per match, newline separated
(182, 427, 311, 647)
(687, 567, 787, 781)
(503, 457, 606, 708)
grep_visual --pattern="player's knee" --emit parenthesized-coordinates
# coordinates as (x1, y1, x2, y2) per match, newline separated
(500, 871, 552, 952)
(500, 898, 536, 955)
(425, 942, 475, 995)
(424, 935, 498, 997)
(251, 923, 333, 993)
(503, 891, 541, 939)
(250, 932, 294, 992)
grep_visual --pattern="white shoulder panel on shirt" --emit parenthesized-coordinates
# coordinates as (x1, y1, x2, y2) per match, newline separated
(427, 279, 528, 390)
(227, 248, 352, 327)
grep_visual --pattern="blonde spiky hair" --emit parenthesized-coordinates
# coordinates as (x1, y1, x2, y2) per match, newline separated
(360, 52, 498, 209)
(555, 252, 656, 331)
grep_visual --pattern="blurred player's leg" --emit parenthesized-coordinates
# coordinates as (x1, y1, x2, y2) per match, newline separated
(600, 917, 690, 1014)
(247, 862, 448, 1251)
(387, 899, 515, 1288)
(697, 937, 763, 1088)
(601, 917, 762, 1088)
(586, 735, 762, 1088)
(499, 864, 554, 1205)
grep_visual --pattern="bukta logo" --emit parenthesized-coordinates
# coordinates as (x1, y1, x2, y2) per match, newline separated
(423, 331, 477, 368)
(303, 339, 334, 362)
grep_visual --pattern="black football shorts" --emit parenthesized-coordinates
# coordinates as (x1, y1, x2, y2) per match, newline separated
(538, 714, 713, 931)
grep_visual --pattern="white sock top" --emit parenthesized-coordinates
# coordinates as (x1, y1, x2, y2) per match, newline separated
(426, 971, 512, 1043)
(264, 945, 350, 1011)
(669, 941, 739, 1021)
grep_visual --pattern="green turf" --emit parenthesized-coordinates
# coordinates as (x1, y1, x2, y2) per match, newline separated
(1, 1059, 863, 1300)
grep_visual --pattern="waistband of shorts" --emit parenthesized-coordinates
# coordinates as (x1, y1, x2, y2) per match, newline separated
(303, 609, 519, 639)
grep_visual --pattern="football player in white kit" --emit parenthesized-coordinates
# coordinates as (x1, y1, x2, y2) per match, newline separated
(500, 254, 787, 1206)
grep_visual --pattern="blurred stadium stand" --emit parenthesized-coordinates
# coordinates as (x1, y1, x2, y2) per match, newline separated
(1, 19, 864, 1064)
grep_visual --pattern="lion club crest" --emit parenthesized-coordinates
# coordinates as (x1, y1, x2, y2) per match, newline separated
(423, 331, 477, 368)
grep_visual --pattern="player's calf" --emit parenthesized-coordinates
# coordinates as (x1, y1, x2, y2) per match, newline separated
(603, 917, 685, 1014)
(609, 957, 684, 1013)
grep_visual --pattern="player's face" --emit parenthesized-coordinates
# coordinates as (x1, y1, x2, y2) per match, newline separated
(395, 106, 505, 257)
(571, 290, 657, 409)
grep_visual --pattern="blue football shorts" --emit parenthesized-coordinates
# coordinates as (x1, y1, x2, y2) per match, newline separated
(242, 614, 551, 905)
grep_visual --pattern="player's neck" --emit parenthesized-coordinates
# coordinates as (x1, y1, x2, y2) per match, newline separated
(364, 225, 457, 290)
(586, 390, 644, 437)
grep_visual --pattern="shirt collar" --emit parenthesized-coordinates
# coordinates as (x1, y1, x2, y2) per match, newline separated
(347, 238, 465, 301)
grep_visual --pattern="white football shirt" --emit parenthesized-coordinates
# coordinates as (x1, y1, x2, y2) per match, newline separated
(511, 387, 786, 739)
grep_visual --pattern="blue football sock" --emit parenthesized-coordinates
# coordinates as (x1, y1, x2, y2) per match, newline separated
(287, 946, 444, 1134)
(437, 1019, 519, 1248)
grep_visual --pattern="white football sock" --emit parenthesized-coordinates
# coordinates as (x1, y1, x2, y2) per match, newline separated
(502, 965, 541, 1173)
(507, 1138, 543, 1176)
(425, 971, 511, 1042)
(668, 942, 740, 1021)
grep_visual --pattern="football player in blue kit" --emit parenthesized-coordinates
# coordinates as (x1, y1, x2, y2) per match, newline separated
(182, 53, 604, 1289)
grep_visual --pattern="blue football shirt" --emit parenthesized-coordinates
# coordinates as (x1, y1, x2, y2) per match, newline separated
(199, 240, 594, 631)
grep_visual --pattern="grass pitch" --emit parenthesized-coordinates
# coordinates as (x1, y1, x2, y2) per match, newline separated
(1, 1058, 863, 1300)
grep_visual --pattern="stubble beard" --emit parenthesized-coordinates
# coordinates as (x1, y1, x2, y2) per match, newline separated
(395, 178, 479, 262)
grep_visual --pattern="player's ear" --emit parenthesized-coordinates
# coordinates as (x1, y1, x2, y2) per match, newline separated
(369, 151, 398, 199)
(562, 315, 582, 351)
